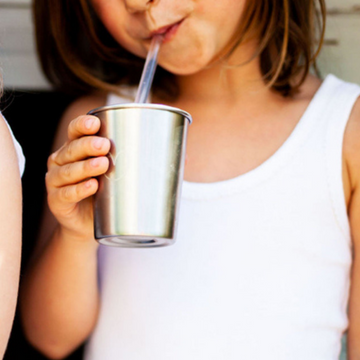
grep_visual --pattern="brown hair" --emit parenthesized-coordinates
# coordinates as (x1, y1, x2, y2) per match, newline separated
(32, 0, 326, 98)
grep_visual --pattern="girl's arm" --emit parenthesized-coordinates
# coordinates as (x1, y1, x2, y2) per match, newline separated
(343, 98, 360, 360)
(0, 114, 22, 359)
(20, 95, 109, 359)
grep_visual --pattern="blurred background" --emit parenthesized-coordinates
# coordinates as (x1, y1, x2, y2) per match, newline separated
(0, 0, 359, 359)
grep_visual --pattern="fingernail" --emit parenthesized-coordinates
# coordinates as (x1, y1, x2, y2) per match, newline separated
(84, 179, 93, 188)
(85, 117, 95, 129)
(93, 138, 105, 150)
(91, 158, 103, 167)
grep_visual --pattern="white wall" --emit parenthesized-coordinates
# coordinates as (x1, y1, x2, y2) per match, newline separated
(317, 0, 360, 83)
(0, 0, 359, 90)
(0, 0, 51, 90)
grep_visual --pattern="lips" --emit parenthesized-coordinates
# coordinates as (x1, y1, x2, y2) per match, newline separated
(148, 19, 184, 43)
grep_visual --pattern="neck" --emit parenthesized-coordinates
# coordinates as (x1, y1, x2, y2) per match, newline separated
(153, 41, 291, 128)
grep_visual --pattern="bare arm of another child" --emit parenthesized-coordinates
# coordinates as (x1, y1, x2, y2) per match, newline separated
(20, 94, 110, 359)
(343, 98, 360, 360)
(0, 114, 22, 359)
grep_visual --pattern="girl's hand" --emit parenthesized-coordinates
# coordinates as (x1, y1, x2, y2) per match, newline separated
(45, 115, 110, 241)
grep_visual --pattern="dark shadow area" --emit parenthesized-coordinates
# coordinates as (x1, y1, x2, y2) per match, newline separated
(2, 90, 84, 360)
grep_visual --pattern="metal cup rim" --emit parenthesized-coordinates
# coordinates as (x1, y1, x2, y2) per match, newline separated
(87, 103, 192, 124)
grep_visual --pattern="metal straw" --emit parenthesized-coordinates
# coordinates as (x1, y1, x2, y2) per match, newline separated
(134, 35, 163, 103)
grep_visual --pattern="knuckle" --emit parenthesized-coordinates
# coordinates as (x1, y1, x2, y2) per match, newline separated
(60, 186, 74, 202)
(85, 157, 95, 172)
(68, 118, 78, 137)
(60, 163, 73, 180)
(68, 116, 85, 139)
(47, 156, 53, 169)
(79, 136, 91, 154)
(47, 152, 57, 168)
(65, 141, 75, 159)
(67, 123, 74, 140)
(87, 136, 97, 150)
(76, 183, 84, 198)
(45, 171, 52, 187)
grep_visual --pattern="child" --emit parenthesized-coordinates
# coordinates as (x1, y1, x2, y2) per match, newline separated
(21, 0, 360, 359)
(0, 107, 24, 358)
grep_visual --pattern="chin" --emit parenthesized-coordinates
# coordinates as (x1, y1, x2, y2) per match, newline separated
(159, 52, 213, 76)
(162, 64, 205, 76)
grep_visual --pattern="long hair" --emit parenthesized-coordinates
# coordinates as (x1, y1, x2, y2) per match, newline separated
(32, 0, 326, 98)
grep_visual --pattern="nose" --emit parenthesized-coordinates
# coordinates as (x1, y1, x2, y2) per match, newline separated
(124, 0, 154, 13)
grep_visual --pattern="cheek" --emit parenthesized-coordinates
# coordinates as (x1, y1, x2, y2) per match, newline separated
(158, 36, 216, 75)
(90, 0, 147, 56)
(157, 3, 244, 75)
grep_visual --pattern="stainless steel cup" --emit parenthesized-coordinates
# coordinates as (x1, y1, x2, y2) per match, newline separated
(88, 104, 192, 247)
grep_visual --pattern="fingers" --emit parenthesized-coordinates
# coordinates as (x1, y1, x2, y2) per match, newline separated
(45, 114, 109, 236)
(46, 178, 98, 226)
(50, 135, 111, 167)
(46, 114, 111, 191)
(68, 115, 101, 140)
(49, 178, 98, 207)
(47, 156, 109, 188)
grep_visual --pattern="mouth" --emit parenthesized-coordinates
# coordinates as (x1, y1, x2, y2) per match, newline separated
(147, 19, 184, 43)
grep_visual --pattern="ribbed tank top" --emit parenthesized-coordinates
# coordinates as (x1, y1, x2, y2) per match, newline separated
(84, 75, 360, 360)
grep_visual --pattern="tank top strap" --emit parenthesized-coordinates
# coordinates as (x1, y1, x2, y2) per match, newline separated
(322, 75, 360, 239)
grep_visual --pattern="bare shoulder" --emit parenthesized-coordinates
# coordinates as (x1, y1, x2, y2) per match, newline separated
(62, 93, 107, 122)
(0, 113, 13, 143)
(0, 113, 21, 360)
(343, 96, 360, 194)
(0, 113, 18, 170)
(52, 93, 107, 151)
(345, 99, 360, 356)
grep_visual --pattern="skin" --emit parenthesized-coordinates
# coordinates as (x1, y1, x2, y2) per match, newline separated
(0, 114, 22, 358)
(20, 0, 360, 359)
(91, 0, 248, 75)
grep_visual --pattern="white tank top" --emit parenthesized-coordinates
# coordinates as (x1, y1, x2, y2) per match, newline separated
(84, 75, 359, 360)
(2, 112, 25, 176)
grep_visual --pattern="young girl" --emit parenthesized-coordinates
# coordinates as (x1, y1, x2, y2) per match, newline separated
(21, 0, 360, 359)
(0, 106, 24, 357)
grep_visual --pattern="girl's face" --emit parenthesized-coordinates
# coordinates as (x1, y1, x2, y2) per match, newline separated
(91, 0, 247, 75)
